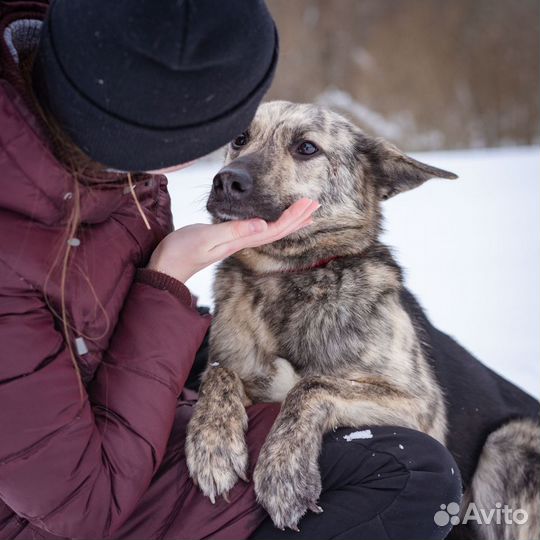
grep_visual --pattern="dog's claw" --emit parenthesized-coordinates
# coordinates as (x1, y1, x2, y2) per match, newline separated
(309, 502, 323, 514)
(223, 491, 230, 503)
(237, 470, 250, 483)
(290, 525, 300, 532)
(209, 494, 216, 505)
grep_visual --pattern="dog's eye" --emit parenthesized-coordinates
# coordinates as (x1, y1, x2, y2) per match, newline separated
(295, 141, 319, 157)
(232, 132, 249, 149)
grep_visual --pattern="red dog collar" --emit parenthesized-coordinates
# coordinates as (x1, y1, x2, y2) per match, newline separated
(275, 255, 344, 274)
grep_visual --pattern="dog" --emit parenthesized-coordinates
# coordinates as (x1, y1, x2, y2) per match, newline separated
(186, 101, 540, 539)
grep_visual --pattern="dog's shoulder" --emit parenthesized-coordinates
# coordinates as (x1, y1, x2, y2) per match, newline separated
(337, 242, 404, 298)
(357, 242, 402, 273)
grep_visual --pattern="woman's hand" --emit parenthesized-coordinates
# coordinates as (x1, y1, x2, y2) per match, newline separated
(147, 198, 320, 283)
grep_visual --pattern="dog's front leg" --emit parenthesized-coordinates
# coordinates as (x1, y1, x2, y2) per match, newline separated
(253, 375, 420, 530)
(186, 365, 250, 503)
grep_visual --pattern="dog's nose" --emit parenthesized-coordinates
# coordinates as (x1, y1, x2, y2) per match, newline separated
(212, 169, 253, 200)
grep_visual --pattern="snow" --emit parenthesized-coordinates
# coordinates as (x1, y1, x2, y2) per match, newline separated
(343, 429, 374, 442)
(167, 146, 539, 399)
(398, 444, 404, 450)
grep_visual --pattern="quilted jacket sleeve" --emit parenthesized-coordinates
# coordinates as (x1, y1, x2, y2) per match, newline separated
(0, 258, 210, 538)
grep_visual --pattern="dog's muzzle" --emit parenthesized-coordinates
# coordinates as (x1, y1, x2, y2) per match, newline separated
(207, 159, 283, 222)
(211, 165, 254, 202)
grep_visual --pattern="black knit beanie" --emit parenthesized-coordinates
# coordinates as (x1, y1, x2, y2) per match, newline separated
(32, 0, 278, 171)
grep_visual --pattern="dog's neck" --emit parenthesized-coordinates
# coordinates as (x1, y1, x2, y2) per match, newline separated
(233, 218, 382, 274)
(233, 241, 372, 274)
(262, 255, 345, 275)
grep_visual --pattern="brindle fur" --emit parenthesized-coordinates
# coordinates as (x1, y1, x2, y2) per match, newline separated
(463, 418, 540, 540)
(185, 101, 540, 536)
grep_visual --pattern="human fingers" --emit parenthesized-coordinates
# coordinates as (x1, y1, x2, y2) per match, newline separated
(209, 200, 319, 259)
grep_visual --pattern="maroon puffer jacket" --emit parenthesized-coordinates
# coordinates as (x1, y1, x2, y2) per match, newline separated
(0, 3, 279, 539)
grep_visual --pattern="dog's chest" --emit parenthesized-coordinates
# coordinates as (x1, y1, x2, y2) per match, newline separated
(212, 258, 424, 401)
(214, 265, 365, 377)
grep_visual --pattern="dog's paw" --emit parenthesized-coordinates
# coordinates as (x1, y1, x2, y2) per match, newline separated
(254, 435, 322, 530)
(185, 397, 249, 503)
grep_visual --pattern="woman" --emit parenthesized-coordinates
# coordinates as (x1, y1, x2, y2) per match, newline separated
(0, 1, 461, 539)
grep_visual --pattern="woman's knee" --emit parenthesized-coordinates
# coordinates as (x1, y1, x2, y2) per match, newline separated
(253, 427, 462, 540)
(379, 426, 459, 475)
(324, 425, 459, 478)
(376, 427, 463, 539)
(319, 426, 463, 539)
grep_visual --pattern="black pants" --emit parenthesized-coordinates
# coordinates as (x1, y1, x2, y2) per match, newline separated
(251, 426, 462, 540)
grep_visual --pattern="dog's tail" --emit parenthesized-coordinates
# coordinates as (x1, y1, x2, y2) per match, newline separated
(465, 418, 540, 540)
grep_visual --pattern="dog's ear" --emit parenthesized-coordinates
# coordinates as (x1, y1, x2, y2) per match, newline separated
(369, 138, 458, 200)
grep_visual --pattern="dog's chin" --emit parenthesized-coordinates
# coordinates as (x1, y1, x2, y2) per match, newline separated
(208, 208, 257, 223)
(207, 201, 282, 223)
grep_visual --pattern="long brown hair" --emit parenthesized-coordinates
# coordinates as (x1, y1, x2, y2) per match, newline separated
(18, 50, 146, 397)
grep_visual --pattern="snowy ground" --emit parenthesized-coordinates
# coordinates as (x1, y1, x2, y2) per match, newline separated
(167, 147, 539, 398)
